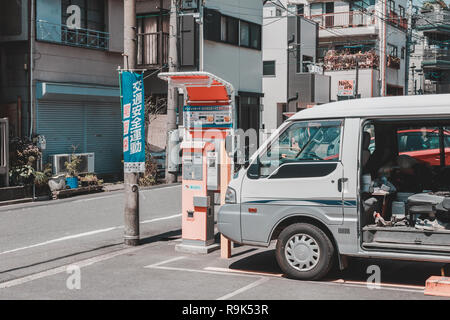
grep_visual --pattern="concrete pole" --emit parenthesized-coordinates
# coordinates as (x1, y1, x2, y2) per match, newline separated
(405, 0, 413, 95)
(355, 60, 359, 98)
(123, 0, 140, 246)
(165, 0, 179, 184)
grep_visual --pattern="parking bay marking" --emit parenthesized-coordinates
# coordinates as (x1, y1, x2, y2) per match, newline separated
(0, 214, 181, 256)
(0, 244, 151, 289)
(146, 257, 427, 295)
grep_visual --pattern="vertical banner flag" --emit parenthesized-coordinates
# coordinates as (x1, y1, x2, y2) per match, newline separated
(120, 71, 146, 173)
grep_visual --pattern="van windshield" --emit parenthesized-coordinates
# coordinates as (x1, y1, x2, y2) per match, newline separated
(259, 120, 343, 177)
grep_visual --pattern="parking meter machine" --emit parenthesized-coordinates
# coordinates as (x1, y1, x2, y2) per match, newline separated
(158, 72, 235, 254)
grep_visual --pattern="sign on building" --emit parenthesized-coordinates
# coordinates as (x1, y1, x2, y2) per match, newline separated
(120, 71, 146, 173)
(183, 105, 232, 129)
(337, 80, 355, 97)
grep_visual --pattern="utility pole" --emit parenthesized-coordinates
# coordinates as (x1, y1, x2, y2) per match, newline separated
(355, 60, 359, 99)
(165, 0, 179, 184)
(405, 0, 413, 95)
(123, 0, 140, 246)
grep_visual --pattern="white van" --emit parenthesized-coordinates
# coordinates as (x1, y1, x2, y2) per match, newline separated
(218, 94, 450, 280)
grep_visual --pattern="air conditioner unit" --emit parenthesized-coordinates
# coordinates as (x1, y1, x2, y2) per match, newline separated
(50, 153, 95, 175)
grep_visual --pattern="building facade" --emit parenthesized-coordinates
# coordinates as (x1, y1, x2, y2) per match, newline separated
(136, 0, 263, 151)
(263, 0, 331, 130)
(0, 0, 124, 176)
(410, 1, 450, 95)
(281, 0, 408, 101)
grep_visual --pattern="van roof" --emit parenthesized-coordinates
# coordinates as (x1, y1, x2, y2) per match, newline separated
(289, 94, 450, 121)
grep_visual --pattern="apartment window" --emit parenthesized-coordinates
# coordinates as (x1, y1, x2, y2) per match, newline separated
(249, 23, 261, 49)
(297, 4, 304, 16)
(401, 46, 405, 59)
(240, 21, 261, 50)
(399, 5, 405, 17)
(276, 8, 282, 17)
(388, 0, 396, 13)
(205, 8, 261, 50)
(62, 0, 106, 31)
(263, 61, 276, 76)
(220, 15, 239, 45)
(302, 55, 314, 73)
(388, 44, 398, 57)
(240, 21, 250, 47)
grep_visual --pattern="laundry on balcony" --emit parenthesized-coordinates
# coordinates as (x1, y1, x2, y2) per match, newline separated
(324, 49, 379, 71)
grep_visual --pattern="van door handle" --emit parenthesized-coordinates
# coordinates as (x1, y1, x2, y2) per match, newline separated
(338, 178, 348, 192)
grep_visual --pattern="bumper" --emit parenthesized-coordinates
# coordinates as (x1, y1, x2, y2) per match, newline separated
(217, 204, 242, 244)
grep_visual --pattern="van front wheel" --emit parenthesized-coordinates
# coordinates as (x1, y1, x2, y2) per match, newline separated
(275, 223, 334, 280)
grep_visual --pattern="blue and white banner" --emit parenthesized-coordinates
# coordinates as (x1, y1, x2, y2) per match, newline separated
(120, 71, 146, 173)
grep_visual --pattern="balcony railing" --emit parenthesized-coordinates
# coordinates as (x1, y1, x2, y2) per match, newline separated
(387, 11, 408, 30)
(137, 31, 169, 68)
(416, 10, 450, 30)
(422, 48, 450, 67)
(323, 49, 379, 71)
(36, 20, 109, 50)
(387, 55, 400, 69)
(309, 11, 376, 29)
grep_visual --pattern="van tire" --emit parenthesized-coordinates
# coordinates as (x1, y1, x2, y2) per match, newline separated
(275, 223, 334, 280)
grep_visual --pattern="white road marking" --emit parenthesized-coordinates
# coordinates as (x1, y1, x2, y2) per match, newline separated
(146, 258, 427, 295)
(331, 279, 425, 291)
(144, 256, 186, 268)
(73, 195, 118, 203)
(0, 214, 181, 256)
(0, 227, 118, 256)
(146, 265, 262, 278)
(217, 278, 270, 300)
(141, 214, 181, 224)
(0, 244, 148, 289)
(204, 267, 283, 278)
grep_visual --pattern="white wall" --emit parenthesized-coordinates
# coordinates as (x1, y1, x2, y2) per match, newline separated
(262, 10, 287, 130)
(326, 69, 380, 100)
(203, 0, 263, 96)
(386, 24, 407, 91)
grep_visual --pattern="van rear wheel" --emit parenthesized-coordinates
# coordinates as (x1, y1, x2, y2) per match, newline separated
(275, 223, 334, 280)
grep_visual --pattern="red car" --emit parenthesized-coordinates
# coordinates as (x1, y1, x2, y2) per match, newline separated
(397, 129, 450, 166)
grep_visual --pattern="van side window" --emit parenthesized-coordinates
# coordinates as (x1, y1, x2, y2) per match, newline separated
(259, 120, 343, 178)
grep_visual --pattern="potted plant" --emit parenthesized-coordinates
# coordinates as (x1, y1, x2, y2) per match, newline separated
(80, 174, 103, 187)
(64, 146, 81, 189)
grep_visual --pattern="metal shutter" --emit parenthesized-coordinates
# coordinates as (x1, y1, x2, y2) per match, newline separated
(85, 102, 122, 174)
(36, 100, 122, 174)
(36, 101, 86, 162)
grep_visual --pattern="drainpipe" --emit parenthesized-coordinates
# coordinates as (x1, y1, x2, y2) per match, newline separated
(287, 34, 295, 111)
(29, 0, 35, 139)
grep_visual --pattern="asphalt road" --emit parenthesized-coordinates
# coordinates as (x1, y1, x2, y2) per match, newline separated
(0, 184, 182, 283)
(0, 184, 448, 300)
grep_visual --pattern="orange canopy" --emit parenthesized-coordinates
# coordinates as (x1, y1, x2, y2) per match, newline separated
(158, 72, 233, 106)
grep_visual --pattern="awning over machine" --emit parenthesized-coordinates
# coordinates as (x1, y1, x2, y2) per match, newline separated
(158, 72, 234, 106)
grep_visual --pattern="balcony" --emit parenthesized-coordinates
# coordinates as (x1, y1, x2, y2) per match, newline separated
(309, 11, 377, 38)
(387, 11, 408, 30)
(387, 55, 400, 69)
(137, 31, 169, 69)
(416, 10, 450, 34)
(323, 49, 379, 71)
(422, 48, 450, 69)
(36, 20, 109, 50)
